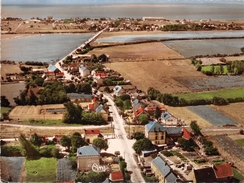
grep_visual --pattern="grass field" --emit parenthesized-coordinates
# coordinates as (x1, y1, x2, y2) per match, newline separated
(26, 158, 56, 182)
(201, 65, 229, 74)
(235, 139, 244, 147)
(175, 88, 244, 101)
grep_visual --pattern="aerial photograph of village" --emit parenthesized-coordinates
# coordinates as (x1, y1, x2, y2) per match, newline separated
(1, 0, 244, 182)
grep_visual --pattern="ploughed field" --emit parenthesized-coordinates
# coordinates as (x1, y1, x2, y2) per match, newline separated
(95, 42, 244, 94)
(187, 105, 238, 126)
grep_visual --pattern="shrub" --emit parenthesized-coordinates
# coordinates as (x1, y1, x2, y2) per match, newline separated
(161, 151, 173, 157)
(1, 146, 25, 157)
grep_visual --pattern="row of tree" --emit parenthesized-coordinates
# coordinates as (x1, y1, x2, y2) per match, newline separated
(14, 81, 68, 105)
(147, 87, 244, 106)
(64, 83, 92, 94)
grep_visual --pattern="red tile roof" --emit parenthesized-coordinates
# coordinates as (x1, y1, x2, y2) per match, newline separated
(85, 129, 100, 135)
(88, 103, 94, 109)
(55, 134, 62, 138)
(145, 106, 166, 111)
(134, 107, 144, 117)
(182, 127, 192, 140)
(56, 72, 64, 77)
(214, 164, 233, 179)
(95, 72, 106, 77)
(110, 171, 124, 181)
(45, 71, 55, 76)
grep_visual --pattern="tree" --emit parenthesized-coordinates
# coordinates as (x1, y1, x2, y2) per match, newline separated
(93, 138, 108, 150)
(154, 107, 161, 119)
(241, 47, 244, 52)
(71, 132, 85, 151)
(138, 114, 150, 125)
(177, 138, 196, 151)
(133, 132, 145, 140)
(98, 54, 108, 62)
(190, 121, 201, 135)
(19, 134, 40, 160)
(212, 96, 228, 105)
(63, 102, 82, 124)
(30, 133, 42, 146)
(60, 135, 71, 150)
(1, 96, 10, 107)
(133, 138, 153, 154)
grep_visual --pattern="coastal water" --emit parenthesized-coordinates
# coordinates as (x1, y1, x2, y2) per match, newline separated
(1, 33, 94, 63)
(2, 3, 244, 20)
(164, 38, 244, 57)
(2, 31, 244, 62)
(96, 30, 244, 42)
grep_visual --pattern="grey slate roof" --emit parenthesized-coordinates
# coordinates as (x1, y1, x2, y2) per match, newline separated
(77, 145, 100, 157)
(146, 121, 182, 135)
(67, 93, 93, 99)
(165, 172, 178, 182)
(164, 127, 182, 135)
(152, 156, 170, 176)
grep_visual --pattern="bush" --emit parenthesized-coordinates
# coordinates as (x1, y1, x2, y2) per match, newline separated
(161, 151, 173, 157)
(1, 146, 25, 157)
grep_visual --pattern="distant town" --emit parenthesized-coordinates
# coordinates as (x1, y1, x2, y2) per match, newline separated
(1, 15, 244, 183)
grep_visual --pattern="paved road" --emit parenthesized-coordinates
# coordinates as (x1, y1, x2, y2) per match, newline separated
(104, 94, 145, 183)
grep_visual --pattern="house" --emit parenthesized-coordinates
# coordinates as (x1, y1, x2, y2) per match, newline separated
(182, 127, 192, 140)
(95, 104, 109, 121)
(144, 104, 166, 117)
(151, 156, 178, 183)
(84, 129, 103, 143)
(193, 167, 218, 182)
(194, 164, 234, 182)
(67, 93, 93, 102)
(132, 103, 145, 118)
(47, 65, 60, 73)
(161, 112, 182, 126)
(79, 65, 90, 77)
(213, 164, 234, 181)
(145, 121, 182, 145)
(94, 71, 107, 79)
(113, 86, 125, 96)
(68, 63, 79, 72)
(77, 145, 101, 172)
(109, 171, 124, 182)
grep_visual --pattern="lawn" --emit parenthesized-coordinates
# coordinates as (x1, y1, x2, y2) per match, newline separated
(175, 88, 244, 101)
(233, 168, 244, 182)
(0, 107, 11, 119)
(26, 158, 56, 182)
(235, 139, 244, 147)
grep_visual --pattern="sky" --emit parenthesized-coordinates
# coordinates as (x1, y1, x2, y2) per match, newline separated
(2, 0, 244, 5)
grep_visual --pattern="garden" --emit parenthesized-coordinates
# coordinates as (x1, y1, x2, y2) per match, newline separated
(25, 158, 57, 182)
(212, 136, 244, 161)
(57, 158, 77, 182)
(0, 157, 25, 182)
(187, 105, 238, 126)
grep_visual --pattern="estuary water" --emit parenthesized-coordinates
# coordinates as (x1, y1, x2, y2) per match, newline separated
(1, 33, 94, 63)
